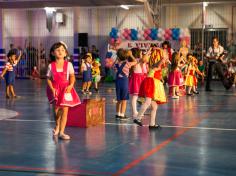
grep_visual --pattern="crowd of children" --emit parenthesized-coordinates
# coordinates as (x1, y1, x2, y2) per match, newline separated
(111, 39, 235, 130)
(80, 53, 102, 94)
(1, 40, 235, 139)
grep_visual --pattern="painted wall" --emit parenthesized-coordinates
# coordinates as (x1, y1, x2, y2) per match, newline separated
(1, 4, 235, 59)
(162, 4, 235, 35)
(3, 8, 74, 55)
(74, 6, 148, 58)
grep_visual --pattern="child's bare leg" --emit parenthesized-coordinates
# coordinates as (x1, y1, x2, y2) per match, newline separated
(187, 86, 192, 94)
(59, 107, 70, 139)
(6, 85, 10, 98)
(86, 81, 92, 91)
(120, 100, 127, 117)
(82, 82, 87, 91)
(53, 107, 62, 135)
(176, 86, 180, 95)
(116, 101, 121, 116)
(172, 86, 176, 96)
(9, 85, 16, 97)
(150, 101, 158, 126)
(94, 82, 98, 89)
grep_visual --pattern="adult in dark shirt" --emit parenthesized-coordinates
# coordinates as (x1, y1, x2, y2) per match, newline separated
(26, 42, 38, 75)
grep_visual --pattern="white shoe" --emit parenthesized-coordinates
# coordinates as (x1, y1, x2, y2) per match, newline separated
(86, 91, 92, 95)
(171, 96, 179, 99)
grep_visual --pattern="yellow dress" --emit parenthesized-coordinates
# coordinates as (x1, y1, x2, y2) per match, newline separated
(185, 65, 195, 87)
(140, 69, 166, 104)
(92, 66, 101, 83)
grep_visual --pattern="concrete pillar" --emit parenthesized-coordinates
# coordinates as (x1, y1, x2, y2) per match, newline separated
(0, 8, 3, 48)
(0, 8, 6, 74)
(73, 7, 80, 48)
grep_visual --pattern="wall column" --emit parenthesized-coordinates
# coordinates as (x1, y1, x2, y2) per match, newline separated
(0, 8, 3, 48)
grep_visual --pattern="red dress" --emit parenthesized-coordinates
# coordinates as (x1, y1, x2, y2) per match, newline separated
(139, 69, 167, 104)
(47, 61, 81, 107)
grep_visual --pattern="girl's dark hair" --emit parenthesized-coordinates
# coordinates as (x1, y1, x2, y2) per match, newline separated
(117, 48, 126, 61)
(7, 50, 16, 58)
(161, 41, 171, 48)
(170, 52, 179, 72)
(131, 48, 141, 58)
(49, 42, 68, 62)
(212, 36, 218, 41)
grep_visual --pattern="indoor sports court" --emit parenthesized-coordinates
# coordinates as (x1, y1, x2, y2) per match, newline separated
(0, 0, 236, 176)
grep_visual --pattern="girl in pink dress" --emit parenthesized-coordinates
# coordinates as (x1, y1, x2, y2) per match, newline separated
(47, 42, 81, 140)
(129, 48, 150, 118)
(168, 52, 184, 99)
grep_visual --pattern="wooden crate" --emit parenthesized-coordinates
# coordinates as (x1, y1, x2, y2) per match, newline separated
(67, 98, 105, 128)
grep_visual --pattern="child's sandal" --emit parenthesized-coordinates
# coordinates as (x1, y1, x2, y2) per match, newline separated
(149, 124, 161, 130)
(59, 133, 71, 140)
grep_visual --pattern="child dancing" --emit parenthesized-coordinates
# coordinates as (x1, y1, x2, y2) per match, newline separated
(114, 49, 137, 120)
(0, 50, 22, 98)
(134, 48, 167, 129)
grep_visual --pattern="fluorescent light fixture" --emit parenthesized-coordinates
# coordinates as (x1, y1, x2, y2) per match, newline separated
(120, 5, 129, 10)
(203, 2, 208, 7)
(44, 7, 56, 13)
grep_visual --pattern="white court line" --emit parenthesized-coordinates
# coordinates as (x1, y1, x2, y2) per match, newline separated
(196, 105, 236, 107)
(105, 122, 236, 131)
(2, 119, 236, 131)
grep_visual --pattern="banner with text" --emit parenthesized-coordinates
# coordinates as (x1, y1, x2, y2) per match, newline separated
(116, 40, 180, 51)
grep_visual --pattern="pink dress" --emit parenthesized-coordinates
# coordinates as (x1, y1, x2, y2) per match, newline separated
(47, 61, 81, 107)
(168, 68, 184, 87)
(129, 63, 148, 95)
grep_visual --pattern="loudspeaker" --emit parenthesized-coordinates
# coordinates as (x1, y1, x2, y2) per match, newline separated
(78, 33, 88, 47)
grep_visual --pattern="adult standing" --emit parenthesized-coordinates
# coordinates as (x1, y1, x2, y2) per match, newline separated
(39, 43, 46, 66)
(26, 42, 38, 75)
(227, 39, 236, 62)
(179, 39, 189, 63)
(205, 37, 233, 91)
(91, 45, 99, 60)
(8, 44, 18, 55)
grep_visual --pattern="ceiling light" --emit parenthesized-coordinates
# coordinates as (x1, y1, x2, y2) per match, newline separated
(203, 2, 208, 7)
(44, 7, 56, 13)
(135, 0, 147, 2)
(120, 5, 129, 10)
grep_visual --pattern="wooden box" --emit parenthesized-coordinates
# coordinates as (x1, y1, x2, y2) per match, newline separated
(67, 98, 105, 128)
